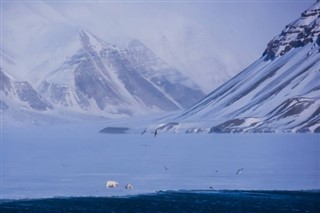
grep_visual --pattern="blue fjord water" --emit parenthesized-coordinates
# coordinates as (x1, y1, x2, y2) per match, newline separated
(0, 190, 319, 212)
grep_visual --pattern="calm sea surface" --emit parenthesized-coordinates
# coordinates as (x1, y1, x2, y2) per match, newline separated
(1, 190, 319, 212)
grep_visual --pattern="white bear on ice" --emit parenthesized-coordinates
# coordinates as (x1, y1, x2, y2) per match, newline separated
(106, 180, 119, 188)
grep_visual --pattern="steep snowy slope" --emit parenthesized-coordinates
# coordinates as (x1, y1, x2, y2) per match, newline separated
(0, 51, 52, 113)
(36, 30, 204, 116)
(127, 40, 204, 108)
(162, 1, 320, 133)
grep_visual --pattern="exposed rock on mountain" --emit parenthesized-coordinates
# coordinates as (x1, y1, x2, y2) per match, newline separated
(161, 1, 320, 133)
(0, 69, 52, 112)
(37, 30, 204, 116)
(263, 2, 320, 60)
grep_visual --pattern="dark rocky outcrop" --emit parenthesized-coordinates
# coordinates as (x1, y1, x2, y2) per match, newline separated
(263, 2, 320, 60)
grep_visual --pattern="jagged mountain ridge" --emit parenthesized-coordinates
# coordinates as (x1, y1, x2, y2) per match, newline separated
(160, 1, 320, 133)
(0, 69, 52, 112)
(36, 30, 204, 116)
(263, 1, 320, 60)
(1, 29, 205, 121)
(127, 39, 204, 108)
(0, 50, 52, 113)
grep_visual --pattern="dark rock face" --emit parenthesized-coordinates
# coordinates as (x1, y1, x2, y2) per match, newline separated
(262, 40, 279, 60)
(41, 82, 73, 107)
(1, 70, 52, 111)
(316, 35, 320, 46)
(296, 106, 320, 133)
(14, 82, 52, 111)
(0, 70, 12, 94)
(263, 2, 320, 60)
(74, 58, 122, 110)
(157, 122, 179, 131)
(209, 119, 245, 133)
(267, 97, 315, 119)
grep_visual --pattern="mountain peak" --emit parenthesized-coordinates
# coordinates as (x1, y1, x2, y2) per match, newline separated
(164, 1, 320, 133)
(78, 29, 90, 35)
(262, 1, 320, 60)
(78, 29, 101, 46)
(78, 29, 116, 53)
(32, 29, 205, 116)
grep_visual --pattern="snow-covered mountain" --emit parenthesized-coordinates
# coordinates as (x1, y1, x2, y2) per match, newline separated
(126, 39, 204, 108)
(33, 30, 204, 116)
(160, 1, 320, 133)
(0, 50, 52, 113)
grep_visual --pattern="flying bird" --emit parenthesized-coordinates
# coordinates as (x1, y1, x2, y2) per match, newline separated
(236, 168, 244, 175)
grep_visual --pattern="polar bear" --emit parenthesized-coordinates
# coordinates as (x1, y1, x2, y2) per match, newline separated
(125, 183, 133, 190)
(106, 180, 119, 188)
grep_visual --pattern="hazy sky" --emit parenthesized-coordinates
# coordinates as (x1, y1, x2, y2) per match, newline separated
(2, 0, 315, 91)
